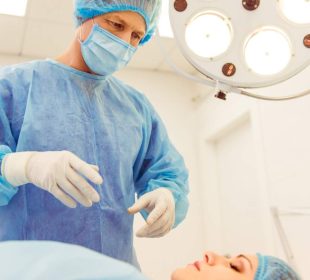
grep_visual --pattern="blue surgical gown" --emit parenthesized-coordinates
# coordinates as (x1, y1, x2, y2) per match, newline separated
(0, 241, 148, 280)
(0, 59, 189, 266)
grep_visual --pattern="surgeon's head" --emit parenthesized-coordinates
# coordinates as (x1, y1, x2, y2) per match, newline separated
(74, 0, 162, 45)
(72, 0, 161, 75)
(77, 10, 146, 47)
(171, 251, 301, 280)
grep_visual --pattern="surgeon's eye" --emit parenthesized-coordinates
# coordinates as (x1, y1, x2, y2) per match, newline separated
(132, 32, 142, 41)
(106, 20, 124, 30)
(230, 263, 240, 272)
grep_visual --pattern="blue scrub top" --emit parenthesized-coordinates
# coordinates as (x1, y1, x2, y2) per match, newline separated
(0, 59, 189, 266)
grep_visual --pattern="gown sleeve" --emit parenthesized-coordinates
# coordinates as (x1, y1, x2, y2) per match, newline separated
(0, 64, 31, 206)
(0, 76, 18, 205)
(133, 96, 189, 227)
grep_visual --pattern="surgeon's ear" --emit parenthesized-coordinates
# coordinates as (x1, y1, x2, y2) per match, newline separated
(77, 19, 93, 43)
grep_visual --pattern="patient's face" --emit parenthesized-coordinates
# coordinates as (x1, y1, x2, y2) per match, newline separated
(171, 251, 258, 280)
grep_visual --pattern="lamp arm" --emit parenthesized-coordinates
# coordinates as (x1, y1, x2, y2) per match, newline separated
(270, 207, 299, 273)
(235, 88, 310, 101)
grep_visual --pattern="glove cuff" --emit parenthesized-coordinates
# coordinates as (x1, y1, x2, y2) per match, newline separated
(2, 152, 34, 187)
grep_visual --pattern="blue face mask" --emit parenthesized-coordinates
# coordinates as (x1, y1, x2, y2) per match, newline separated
(80, 23, 137, 76)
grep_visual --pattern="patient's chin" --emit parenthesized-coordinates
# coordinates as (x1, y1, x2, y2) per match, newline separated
(170, 268, 183, 280)
(170, 267, 192, 280)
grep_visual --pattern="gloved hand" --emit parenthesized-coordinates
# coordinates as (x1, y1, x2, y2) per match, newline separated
(128, 188, 175, 238)
(1, 151, 103, 208)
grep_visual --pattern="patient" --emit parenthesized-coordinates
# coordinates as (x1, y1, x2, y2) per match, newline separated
(0, 241, 300, 280)
(171, 251, 301, 280)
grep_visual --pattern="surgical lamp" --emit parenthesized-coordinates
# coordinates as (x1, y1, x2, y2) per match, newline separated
(169, 0, 310, 101)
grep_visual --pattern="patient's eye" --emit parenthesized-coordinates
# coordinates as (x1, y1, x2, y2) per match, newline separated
(230, 263, 240, 272)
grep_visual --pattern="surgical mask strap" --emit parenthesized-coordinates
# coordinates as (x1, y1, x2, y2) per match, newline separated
(78, 23, 83, 44)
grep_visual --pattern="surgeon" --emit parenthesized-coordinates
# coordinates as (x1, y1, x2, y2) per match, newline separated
(0, 0, 189, 267)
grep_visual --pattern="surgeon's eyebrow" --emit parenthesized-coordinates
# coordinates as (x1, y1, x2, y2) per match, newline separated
(237, 255, 253, 270)
(107, 14, 146, 37)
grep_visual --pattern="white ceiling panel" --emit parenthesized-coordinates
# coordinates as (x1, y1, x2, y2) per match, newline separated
(0, 1, 193, 74)
(22, 19, 75, 58)
(27, 0, 74, 24)
(0, 15, 25, 54)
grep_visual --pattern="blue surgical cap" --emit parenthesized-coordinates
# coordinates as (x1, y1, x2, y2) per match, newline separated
(74, 0, 162, 44)
(255, 254, 301, 280)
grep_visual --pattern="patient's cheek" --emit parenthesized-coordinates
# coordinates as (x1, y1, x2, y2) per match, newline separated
(170, 267, 196, 280)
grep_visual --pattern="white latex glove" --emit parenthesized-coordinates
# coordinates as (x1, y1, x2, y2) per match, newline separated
(2, 151, 103, 208)
(128, 188, 175, 238)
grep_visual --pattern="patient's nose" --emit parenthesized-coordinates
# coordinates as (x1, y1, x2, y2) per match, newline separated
(204, 251, 230, 266)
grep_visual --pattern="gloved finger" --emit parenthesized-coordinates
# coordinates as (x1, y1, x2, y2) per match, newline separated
(147, 214, 175, 237)
(66, 167, 100, 203)
(146, 200, 168, 225)
(90, 164, 99, 171)
(68, 154, 103, 185)
(139, 221, 173, 238)
(127, 196, 150, 214)
(136, 219, 171, 238)
(147, 225, 172, 238)
(58, 176, 92, 207)
(51, 185, 77, 208)
(135, 223, 149, 237)
(136, 212, 170, 237)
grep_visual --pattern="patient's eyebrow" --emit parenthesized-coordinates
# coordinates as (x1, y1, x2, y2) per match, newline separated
(237, 255, 253, 270)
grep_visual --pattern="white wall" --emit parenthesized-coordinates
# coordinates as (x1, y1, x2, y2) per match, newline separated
(0, 54, 37, 66)
(196, 66, 310, 279)
(254, 67, 310, 278)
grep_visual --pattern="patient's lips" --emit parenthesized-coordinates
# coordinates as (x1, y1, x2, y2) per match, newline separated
(187, 261, 201, 271)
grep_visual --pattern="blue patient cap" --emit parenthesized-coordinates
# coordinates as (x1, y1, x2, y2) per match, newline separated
(255, 253, 301, 280)
(74, 0, 162, 45)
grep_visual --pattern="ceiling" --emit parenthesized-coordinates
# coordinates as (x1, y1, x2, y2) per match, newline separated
(0, 0, 197, 74)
